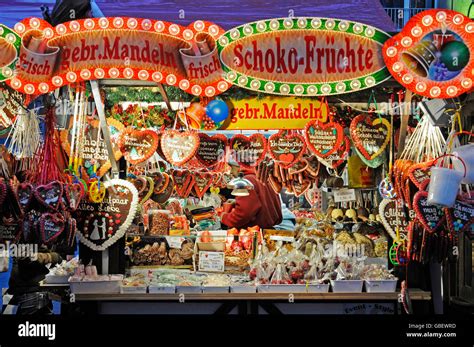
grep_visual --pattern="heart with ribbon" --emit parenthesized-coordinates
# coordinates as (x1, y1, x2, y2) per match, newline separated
(161, 130, 200, 166)
(35, 181, 63, 211)
(75, 179, 138, 251)
(268, 131, 306, 169)
(118, 128, 159, 165)
(305, 120, 344, 158)
(195, 133, 227, 167)
(39, 212, 65, 244)
(351, 114, 391, 161)
(413, 191, 446, 233)
(194, 172, 214, 199)
(445, 199, 474, 233)
(230, 133, 267, 170)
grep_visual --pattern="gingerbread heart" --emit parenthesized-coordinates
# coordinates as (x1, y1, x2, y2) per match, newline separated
(16, 183, 34, 212)
(161, 130, 200, 166)
(268, 131, 306, 169)
(194, 172, 214, 199)
(230, 133, 267, 170)
(292, 180, 311, 197)
(60, 118, 124, 178)
(350, 115, 391, 161)
(379, 198, 415, 240)
(152, 175, 174, 204)
(445, 199, 474, 234)
(119, 128, 159, 165)
(196, 133, 227, 167)
(306, 155, 321, 177)
(172, 170, 195, 198)
(39, 213, 65, 244)
(65, 183, 84, 211)
(354, 146, 386, 169)
(35, 182, 63, 211)
(408, 160, 434, 191)
(305, 184, 322, 209)
(413, 191, 446, 233)
(288, 159, 308, 175)
(305, 120, 344, 158)
(318, 135, 350, 168)
(75, 179, 138, 251)
(383, 9, 474, 99)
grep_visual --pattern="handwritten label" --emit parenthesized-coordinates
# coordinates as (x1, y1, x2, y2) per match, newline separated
(198, 251, 225, 272)
(334, 189, 356, 203)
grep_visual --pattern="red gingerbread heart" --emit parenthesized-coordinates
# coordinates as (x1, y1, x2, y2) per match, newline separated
(118, 128, 159, 165)
(16, 182, 34, 212)
(445, 199, 474, 234)
(172, 170, 195, 198)
(161, 130, 200, 166)
(305, 120, 343, 158)
(408, 160, 434, 191)
(193, 172, 214, 199)
(230, 133, 267, 170)
(39, 212, 65, 244)
(268, 131, 306, 169)
(195, 133, 227, 167)
(413, 191, 446, 233)
(350, 115, 391, 161)
(35, 181, 63, 211)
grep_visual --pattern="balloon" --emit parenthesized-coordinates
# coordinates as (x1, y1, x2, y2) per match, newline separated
(440, 41, 470, 72)
(205, 100, 229, 123)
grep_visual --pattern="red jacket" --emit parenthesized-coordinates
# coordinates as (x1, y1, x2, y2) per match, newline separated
(221, 173, 282, 229)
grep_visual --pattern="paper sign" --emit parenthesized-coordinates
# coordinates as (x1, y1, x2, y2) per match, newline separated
(334, 189, 356, 202)
(165, 236, 185, 249)
(269, 235, 295, 243)
(198, 251, 225, 272)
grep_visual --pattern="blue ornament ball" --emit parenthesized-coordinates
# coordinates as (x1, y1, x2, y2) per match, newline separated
(205, 100, 229, 123)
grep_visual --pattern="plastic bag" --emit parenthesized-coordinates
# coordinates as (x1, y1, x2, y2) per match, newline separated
(270, 263, 292, 284)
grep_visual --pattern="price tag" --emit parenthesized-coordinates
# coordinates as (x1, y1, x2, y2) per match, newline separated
(269, 235, 295, 243)
(198, 251, 225, 272)
(165, 236, 185, 249)
(334, 188, 356, 203)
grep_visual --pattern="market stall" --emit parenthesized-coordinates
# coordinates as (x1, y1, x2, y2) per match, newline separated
(0, 8, 472, 316)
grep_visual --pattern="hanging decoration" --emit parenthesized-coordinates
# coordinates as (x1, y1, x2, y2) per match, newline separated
(268, 130, 306, 169)
(75, 178, 138, 251)
(383, 9, 474, 98)
(304, 119, 344, 158)
(118, 128, 159, 165)
(229, 133, 267, 170)
(160, 129, 200, 166)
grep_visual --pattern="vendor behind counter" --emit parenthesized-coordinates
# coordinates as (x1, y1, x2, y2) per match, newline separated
(220, 161, 282, 230)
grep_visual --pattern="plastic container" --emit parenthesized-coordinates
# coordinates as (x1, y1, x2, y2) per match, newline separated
(230, 285, 257, 293)
(330, 280, 364, 293)
(258, 284, 307, 293)
(44, 275, 70, 284)
(202, 286, 230, 293)
(69, 275, 123, 294)
(176, 286, 202, 294)
(428, 154, 466, 207)
(120, 285, 147, 294)
(148, 285, 176, 294)
(307, 283, 330, 293)
(364, 280, 398, 293)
